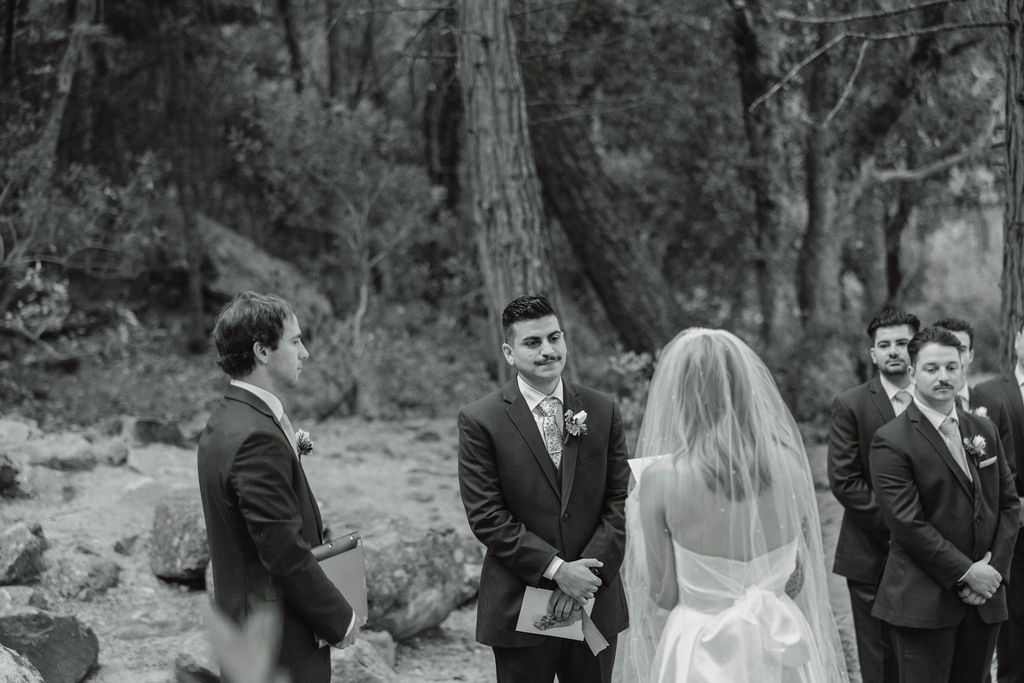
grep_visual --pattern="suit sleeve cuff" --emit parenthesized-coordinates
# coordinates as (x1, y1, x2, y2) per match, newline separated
(544, 556, 564, 580)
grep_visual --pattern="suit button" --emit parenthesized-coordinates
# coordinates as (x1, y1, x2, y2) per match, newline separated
(561, 513, 569, 521)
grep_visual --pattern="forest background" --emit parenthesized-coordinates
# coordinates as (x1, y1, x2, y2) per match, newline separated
(1, 0, 1022, 439)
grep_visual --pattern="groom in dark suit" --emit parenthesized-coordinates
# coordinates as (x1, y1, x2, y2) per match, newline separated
(871, 326, 1019, 683)
(458, 295, 630, 683)
(974, 321, 1024, 683)
(198, 292, 355, 683)
(828, 309, 919, 683)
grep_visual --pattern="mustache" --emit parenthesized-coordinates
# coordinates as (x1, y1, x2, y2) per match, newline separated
(933, 382, 955, 390)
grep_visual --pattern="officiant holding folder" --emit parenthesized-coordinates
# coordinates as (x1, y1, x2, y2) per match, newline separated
(458, 295, 630, 683)
(198, 292, 355, 683)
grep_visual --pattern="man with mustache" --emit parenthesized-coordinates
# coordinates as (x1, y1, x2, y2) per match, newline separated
(870, 327, 1018, 682)
(828, 309, 919, 683)
(458, 294, 630, 682)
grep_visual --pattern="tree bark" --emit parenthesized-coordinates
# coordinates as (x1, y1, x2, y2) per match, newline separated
(457, 0, 554, 376)
(325, 0, 344, 99)
(1001, 0, 1024, 370)
(729, 0, 799, 348)
(422, 5, 461, 209)
(277, 0, 303, 93)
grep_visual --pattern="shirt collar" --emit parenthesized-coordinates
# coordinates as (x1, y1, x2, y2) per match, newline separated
(517, 375, 564, 413)
(913, 395, 956, 432)
(880, 374, 913, 402)
(230, 379, 284, 421)
(957, 385, 971, 404)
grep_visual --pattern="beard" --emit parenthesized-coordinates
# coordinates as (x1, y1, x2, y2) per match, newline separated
(878, 360, 909, 379)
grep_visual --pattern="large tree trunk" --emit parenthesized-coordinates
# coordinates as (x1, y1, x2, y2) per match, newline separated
(1001, 0, 1024, 370)
(798, 27, 841, 329)
(325, 0, 344, 99)
(457, 0, 553, 377)
(729, 0, 799, 348)
(422, 4, 461, 210)
(277, 0, 303, 93)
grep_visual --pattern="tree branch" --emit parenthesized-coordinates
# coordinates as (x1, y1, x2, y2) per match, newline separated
(824, 39, 869, 125)
(873, 140, 1002, 183)
(778, 0, 959, 25)
(750, 20, 1010, 111)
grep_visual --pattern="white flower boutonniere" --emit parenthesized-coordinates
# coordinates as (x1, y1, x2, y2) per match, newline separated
(963, 435, 986, 464)
(563, 409, 588, 443)
(972, 406, 989, 419)
(296, 429, 314, 456)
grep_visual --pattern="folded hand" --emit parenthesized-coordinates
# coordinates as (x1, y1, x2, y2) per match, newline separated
(963, 551, 1002, 599)
(553, 558, 603, 603)
(957, 584, 988, 606)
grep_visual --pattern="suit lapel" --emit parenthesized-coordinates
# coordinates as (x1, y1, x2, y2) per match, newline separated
(957, 408, 984, 501)
(502, 380, 560, 497)
(868, 377, 897, 422)
(910, 404, 973, 496)
(559, 382, 583, 510)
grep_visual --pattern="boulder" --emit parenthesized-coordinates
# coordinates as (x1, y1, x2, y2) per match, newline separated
(0, 587, 51, 611)
(114, 534, 140, 556)
(0, 606, 98, 683)
(0, 454, 22, 498)
(93, 440, 130, 467)
(360, 629, 397, 668)
(0, 416, 39, 448)
(200, 215, 334, 338)
(0, 644, 43, 683)
(330, 638, 395, 683)
(0, 523, 47, 585)
(172, 629, 218, 683)
(133, 419, 186, 447)
(364, 519, 482, 640)
(54, 558, 120, 602)
(28, 445, 96, 472)
(150, 494, 209, 583)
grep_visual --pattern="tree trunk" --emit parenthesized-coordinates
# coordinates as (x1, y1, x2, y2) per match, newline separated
(1001, 0, 1024, 370)
(277, 0, 303, 93)
(798, 27, 841, 329)
(457, 0, 554, 377)
(729, 0, 799, 349)
(325, 0, 344, 99)
(422, 4, 461, 209)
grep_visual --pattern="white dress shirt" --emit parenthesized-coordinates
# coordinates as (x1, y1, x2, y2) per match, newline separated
(880, 375, 914, 415)
(517, 375, 567, 581)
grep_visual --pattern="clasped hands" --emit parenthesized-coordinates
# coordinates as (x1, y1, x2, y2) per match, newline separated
(548, 558, 603, 621)
(957, 551, 1002, 606)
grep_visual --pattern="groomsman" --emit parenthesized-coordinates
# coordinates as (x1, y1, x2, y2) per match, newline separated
(828, 309, 920, 683)
(934, 318, 1014, 458)
(871, 327, 1019, 683)
(975, 322, 1024, 683)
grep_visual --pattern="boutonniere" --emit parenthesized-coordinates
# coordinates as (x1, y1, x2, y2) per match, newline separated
(962, 435, 986, 463)
(295, 429, 314, 456)
(972, 406, 989, 419)
(563, 409, 588, 442)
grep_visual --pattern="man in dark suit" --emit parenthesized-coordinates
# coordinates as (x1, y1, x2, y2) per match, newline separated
(871, 327, 1019, 683)
(828, 309, 920, 683)
(458, 295, 630, 683)
(975, 322, 1024, 683)
(198, 292, 355, 683)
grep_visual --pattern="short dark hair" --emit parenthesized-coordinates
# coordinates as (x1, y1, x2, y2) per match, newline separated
(867, 310, 921, 342)
(933, 318, 974, 350)
(501, 295, 556, 343)
(908, 326, 964, 366)
(212, 292, 295, 377)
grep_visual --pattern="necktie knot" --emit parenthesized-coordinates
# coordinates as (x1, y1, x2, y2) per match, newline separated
(939, 416, 959, 439)
(894, 390, 912, 414)
(538, 396, 562, 418)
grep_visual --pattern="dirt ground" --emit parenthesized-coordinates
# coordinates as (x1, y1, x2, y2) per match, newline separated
(2, 414, 857, 682)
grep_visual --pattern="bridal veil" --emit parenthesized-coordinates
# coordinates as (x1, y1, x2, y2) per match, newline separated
(618, 328, 848, 682)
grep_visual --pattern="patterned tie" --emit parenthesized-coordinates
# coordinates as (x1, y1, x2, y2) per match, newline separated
(893, 390, 912, 415)
(938, 417, 972, 480)
(536, 396, 564, 468)
(279, 411, 299, 456)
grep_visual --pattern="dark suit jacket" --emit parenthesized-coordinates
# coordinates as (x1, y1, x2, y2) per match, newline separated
(198, 385, 353, 683)
(457, 378, 630, 647)
(974, 374, 1023, 493)
(828, 376, 898, 583)
(869, 403, 1019, 628)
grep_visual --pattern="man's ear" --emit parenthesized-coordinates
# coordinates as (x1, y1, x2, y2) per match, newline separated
(501, 343, 514, 366)
(252, 341, 268, 365)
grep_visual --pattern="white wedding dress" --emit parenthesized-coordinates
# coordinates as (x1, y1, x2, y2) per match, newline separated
(648, 539, 825, 682)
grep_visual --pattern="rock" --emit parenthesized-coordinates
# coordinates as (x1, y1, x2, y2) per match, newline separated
(133, 419, 186, 447)
(150, 494, 209, 583)
(200, 215, 334, 338)
(172, 629, 218, 683)
(0, 454, 22, 498)
(0, 523, 47, 585)
(0, 606, 99, 683)
(330, 638, 395, 683)
(28, 445, 96, 472)
(0, 416, 39, 448)
(93, 440, 130, 466)
(364, 519, 482, 640)
(361, 629, 397, 668)
(0, 587, 51, 611)
(54, 558, 120, 602)
(114, 534, 140, 556)
(0, 644, 43, 683)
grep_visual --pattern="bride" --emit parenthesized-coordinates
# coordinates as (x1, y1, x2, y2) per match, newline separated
(618, 329, 848, 682)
